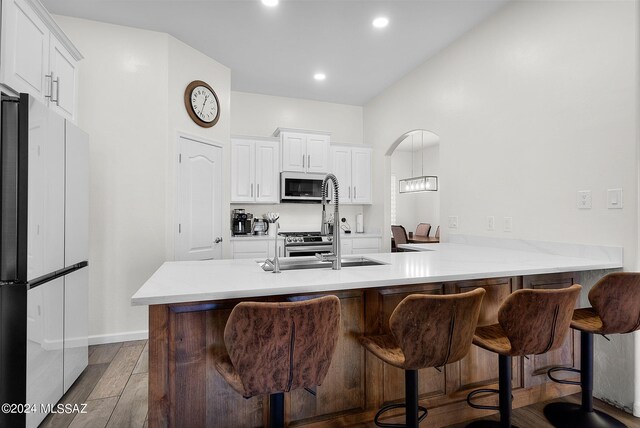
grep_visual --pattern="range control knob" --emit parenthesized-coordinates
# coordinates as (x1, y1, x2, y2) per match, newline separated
(286, 237, 292, 243)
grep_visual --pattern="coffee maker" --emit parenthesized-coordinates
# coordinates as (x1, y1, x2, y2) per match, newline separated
(232, 209, 253, 235)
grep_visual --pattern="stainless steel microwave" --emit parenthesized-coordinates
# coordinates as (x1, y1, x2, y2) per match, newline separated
(280, 172, 331, 203)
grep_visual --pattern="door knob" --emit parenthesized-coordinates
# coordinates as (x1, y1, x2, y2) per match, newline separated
(214, 237, 223, 244)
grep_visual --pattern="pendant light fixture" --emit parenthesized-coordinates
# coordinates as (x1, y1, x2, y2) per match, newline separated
(398, 131, 438, 193)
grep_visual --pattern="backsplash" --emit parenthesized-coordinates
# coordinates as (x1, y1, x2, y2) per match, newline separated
(230, 203, 373, 233)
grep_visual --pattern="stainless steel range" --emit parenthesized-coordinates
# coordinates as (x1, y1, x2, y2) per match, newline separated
(280, 232, 334, 257)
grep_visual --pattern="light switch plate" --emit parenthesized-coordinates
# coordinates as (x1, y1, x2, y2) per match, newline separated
(503, 217, 513, 232)
(448, 216, 458, 229)
(577, 190, 592, 209)
(487, 216, 495, 231)
(607, 188, 623, 209)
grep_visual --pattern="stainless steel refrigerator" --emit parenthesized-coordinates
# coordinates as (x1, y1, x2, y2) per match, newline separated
(0, 93, 89, 428)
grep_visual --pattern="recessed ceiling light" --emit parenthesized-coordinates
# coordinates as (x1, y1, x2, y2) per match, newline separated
(372, 17, 389, 29)
(261, 0, 279, 7)
(314, 73, 326, 81)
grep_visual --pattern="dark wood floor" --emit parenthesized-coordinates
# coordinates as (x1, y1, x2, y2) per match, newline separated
(41, 340, 639, 428)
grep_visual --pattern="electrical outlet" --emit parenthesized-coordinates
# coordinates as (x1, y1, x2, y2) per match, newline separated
(503, 217, 513, 232)
(448, 216, 458, 230)
(607, 188, 623, 209)
(487, 216, 495, 231)
(577, 190, 592, 209)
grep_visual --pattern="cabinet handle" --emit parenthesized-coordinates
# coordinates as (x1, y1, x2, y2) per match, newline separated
(214, 237, 223, 244)
(278, 247, 281, 257)
(349, 186, 351, 199)
(354, 187, 357, 199)
(251, 183, 254, 197)
(44, 74, 53, 99)
(302, 155, 305, 168)
(308, 155, 310, 169)
(52, 77, 60, 105)
(257, 183, 260, 198)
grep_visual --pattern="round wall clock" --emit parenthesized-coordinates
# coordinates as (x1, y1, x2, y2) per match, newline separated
(184, 80, 220, 128)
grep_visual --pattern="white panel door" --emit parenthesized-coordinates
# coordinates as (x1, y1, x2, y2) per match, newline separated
(281, 133, 306, 172)
(176, 137, 223, 261)
(26, 278, 64, 428)
(0, 0, 49, 102)
(351, 148, 372, 204)
(63, 268, 88, 392)
(255, 140, 279, 203)
(49, 36, 77, 122)
(230, 139, 255, 202)
(330, 146, 352, 204)
(43, 109, 65, 274)
(65, 122, 89, 266)
(306, 134, 330, 174)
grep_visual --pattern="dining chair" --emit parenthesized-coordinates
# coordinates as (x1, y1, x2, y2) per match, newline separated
(391, 225, 409, 252)
(415, 223, 431, 237)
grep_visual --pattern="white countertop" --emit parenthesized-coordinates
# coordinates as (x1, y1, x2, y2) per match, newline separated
(229, 233, 380, 241)
(131, 243, 622, 306)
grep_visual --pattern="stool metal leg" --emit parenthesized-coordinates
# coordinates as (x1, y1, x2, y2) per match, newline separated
(406, 370, 419, 428)
(467, 355, 518, 428)
(269, 392, 284, 428)
(544, 331, 628, 428)
(499, 355, 512, 428)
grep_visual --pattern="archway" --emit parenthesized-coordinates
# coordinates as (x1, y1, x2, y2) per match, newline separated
(386, 130, 440, 249)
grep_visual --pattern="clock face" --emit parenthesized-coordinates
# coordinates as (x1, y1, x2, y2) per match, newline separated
(190, 86, 218, 123)
(184, 80, 220, 128)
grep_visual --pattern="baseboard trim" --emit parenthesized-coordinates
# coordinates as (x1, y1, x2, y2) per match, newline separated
(89, 330, 149, 345)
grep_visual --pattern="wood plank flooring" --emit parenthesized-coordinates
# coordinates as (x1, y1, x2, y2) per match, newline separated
(41, 340, 638, 428)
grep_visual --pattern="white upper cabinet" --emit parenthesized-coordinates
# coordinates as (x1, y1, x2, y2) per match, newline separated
(330, 145, 372, 205)
(276, 129, 330, 174)
(231, 138, 279, 204)
(351, 147, 372, 204)
(330, 146, 352, 204)
(254, 141, 279, 203)
(48, 36, 77, 121)
(1, 0, 49, 102)
(1, 0, 82, 121)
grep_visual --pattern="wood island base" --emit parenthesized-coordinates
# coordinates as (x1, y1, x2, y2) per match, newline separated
(148, 272, 583, 427)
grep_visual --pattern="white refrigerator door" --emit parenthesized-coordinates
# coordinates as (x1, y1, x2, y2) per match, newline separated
(64, 121, 89, 265)
(27, 98, 65, 281)
(64, 268, 88, 392)
(26, 278, 64, 428)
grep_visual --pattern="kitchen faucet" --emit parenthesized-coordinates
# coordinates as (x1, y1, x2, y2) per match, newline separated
(318, 174, 341, 270)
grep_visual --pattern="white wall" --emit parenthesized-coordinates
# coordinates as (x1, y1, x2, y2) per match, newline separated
(364, 0, 638, 410)
(54, 16, 231, 342)
(166, 36, 231, 259)
(230, 91, 368, 232)
(231, 91, 363, 144)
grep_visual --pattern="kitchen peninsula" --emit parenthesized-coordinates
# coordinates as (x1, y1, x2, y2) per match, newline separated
(133, 243, 622, 427)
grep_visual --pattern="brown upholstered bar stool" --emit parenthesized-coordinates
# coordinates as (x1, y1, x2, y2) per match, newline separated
(545, 273, 640, 428)
(360, 288, 486, 428)
(466, 284, 582, 428)
(213, 295, 341, 428)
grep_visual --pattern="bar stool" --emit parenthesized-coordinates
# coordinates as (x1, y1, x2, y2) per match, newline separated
(360, 288, 486, 428)
(213, 295, 341, 428)
(545, 273, 640, 428)
(466, 284, 582, 428)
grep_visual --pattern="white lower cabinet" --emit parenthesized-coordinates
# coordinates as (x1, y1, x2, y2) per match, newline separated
(341, 236, 381, 255)
(231, 239, 283, 260)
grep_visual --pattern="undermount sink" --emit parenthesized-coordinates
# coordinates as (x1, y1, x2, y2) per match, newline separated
(259, 257, 386, 272)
